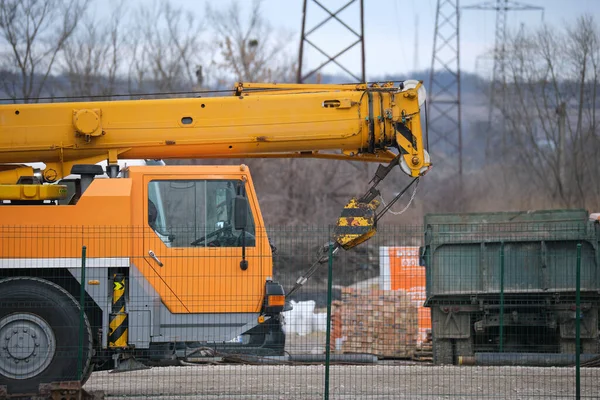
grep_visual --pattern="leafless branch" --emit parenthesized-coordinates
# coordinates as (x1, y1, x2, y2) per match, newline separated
(499, 17, 600, 208)
(206, 0, 296, 83)
(0, 0, 89, 102)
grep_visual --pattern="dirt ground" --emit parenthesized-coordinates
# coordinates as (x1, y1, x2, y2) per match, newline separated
(83, 333, 600, 399)
(84, 363, 600, 399)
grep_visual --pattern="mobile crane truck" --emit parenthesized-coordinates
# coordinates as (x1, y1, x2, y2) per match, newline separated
(0, 81, 430, 394)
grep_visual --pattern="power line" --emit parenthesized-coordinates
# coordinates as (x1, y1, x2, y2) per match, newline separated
(0, 88, 236, 103)
(1, 80, 413, 103)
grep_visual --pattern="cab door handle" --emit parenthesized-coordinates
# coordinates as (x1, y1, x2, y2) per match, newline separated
(148, 250, 164, 267)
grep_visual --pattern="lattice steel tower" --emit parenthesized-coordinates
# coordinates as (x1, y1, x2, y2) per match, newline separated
(297, 0, 365, 83)
(464, 1, 543, 127)
(428, 0, 463, 175)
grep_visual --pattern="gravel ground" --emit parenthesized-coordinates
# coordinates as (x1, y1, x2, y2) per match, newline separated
(83, 364, 600, 399)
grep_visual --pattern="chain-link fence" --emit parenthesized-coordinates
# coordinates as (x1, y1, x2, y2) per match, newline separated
(0, 214, 598, 399)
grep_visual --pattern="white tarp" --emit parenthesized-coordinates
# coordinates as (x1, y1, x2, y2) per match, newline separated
(282, 300, 328, 336)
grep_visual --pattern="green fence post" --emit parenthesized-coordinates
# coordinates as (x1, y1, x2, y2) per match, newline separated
(499, 241, 505, 353)
(576, 243, 581, 400)
(324, 241, 334, 400)
(78, 245, 87, 381)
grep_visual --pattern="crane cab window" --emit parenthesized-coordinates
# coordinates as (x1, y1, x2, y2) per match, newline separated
(148, 180, 255, 248)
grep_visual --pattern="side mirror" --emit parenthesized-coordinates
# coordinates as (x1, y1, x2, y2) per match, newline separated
(233, 195, 248, 230)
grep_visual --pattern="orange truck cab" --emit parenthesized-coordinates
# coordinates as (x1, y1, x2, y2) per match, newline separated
(0, 164, 286, 394)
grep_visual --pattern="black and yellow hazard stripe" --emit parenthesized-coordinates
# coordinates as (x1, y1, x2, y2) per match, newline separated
(109, 273, 128, 348)
(334, 198, 379, 250)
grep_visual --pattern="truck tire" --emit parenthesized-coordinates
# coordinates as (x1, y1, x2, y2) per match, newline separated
(432, 337, 453, 365)
(456, 338, 474, 358)
(560, 339, 599, 354)
(560, 339, 575, 353)
(0, 277, 93, 395)
(582, 339, 599, 354)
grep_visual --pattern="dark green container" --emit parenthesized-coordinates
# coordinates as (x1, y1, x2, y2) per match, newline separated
(423, 209, 600, 363)
(424, 209, 599, 301)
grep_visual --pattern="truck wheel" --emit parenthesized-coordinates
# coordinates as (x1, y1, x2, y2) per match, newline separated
(456, 338, 474, 358)
(432, 337, 453, 365)
(0, 277, 93, 395)
(560, 339, 598, 354)
(582, 339, 599, 354)
(560, 339, 575, 353)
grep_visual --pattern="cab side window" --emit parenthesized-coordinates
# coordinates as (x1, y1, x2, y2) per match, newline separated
(147, 180, 255, 248)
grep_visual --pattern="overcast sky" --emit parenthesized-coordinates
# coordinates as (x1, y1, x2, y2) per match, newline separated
(116, 0, 599, 80)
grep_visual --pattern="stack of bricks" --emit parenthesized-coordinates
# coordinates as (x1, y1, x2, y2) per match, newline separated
(413, 329, 433, 361)
(332, 288, 418, 358)
(329, 300, 343, 351)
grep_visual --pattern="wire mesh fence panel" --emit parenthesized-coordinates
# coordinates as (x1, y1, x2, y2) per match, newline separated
(0, 225, 327, 399)
(0, 217, 598, 399)
(324, 213, 600, 399)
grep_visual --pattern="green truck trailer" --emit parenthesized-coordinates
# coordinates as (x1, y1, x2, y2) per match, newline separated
(422, 209, 600, 364)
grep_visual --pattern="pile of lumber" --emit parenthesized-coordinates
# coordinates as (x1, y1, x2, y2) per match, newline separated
(331, 288, 418, 358)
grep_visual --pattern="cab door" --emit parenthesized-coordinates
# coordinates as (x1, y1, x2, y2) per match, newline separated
(141, 173, 264, 314)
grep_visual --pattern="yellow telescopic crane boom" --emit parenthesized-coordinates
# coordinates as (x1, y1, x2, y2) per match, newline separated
(0, 81, 430, 185)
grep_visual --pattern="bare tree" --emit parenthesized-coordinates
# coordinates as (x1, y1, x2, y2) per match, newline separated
(60, 1, 125, 99)
(127, 1, 205, 94)
(0, 0, 89, 102)
(497, 16, 600, 208)
(206, 0, 296, 84)
(202, 0, 300, 224)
